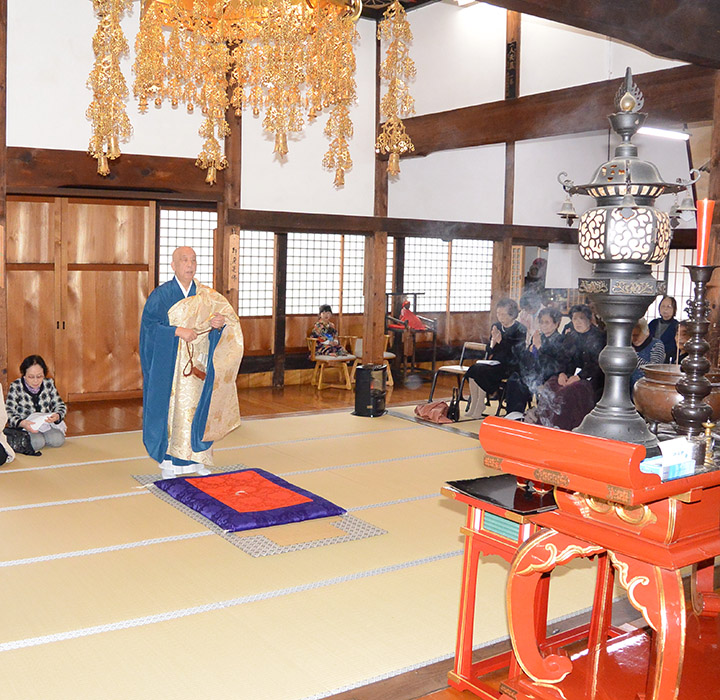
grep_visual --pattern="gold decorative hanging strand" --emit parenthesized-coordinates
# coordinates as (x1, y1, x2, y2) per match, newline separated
(87, 0, 134, 176)
(375, 0, 415, 176)
(89, 0, 362, 185)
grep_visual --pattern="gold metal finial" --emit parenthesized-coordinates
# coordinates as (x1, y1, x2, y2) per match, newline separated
(615, 67, 644, 113)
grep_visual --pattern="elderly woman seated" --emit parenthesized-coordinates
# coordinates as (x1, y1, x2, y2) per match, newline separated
(631, 318, 666, 391)
(526, 304, 606, 431)
(310, 304, 349, 356)
(465, 297, 527, 418)
(5, 354, 67, 453)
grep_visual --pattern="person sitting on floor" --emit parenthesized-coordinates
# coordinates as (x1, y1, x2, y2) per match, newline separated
(311, 305, 349, 356)
(465, 297, 527, 418)
(630, 318, 666, 391)
(5, 354, 67, 452)
(648, 295, 679, 362)
(526, 304, 605, 431)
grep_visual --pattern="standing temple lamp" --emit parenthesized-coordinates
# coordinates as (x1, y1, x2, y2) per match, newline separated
(558, 68, 700, 450)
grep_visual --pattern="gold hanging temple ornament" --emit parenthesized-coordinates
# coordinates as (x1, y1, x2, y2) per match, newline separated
(87, 0, 362, 185)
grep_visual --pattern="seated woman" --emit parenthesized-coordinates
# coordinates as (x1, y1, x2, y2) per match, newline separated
(310, 305, 349, 356)
(525, 307, 565, 389)
(630, 318, 666, 390)
(648, 295, 679, 362)
(465, 297, 527, 418)
(5, 355, 67, 452)
(527, 304, 605, 431)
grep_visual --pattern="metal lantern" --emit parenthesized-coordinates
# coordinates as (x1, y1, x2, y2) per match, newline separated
(557, 68, 700, 451)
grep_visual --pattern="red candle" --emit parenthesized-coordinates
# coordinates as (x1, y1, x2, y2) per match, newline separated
(696, 199, 715, 266)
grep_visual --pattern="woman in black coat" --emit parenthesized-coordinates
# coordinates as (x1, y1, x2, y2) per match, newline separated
(648, 296, 679, 363)
(527, 304, 606, 431)
(465, 297, 527, 418)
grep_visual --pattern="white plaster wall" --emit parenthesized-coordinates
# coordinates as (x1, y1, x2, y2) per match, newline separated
(388, 143, 506, 223)
(407, 2, 506, 116)
(7, 0, 206, 157)
(514, 131, 610, 226)
(514, 130, 693, 228)
(239, 18, 377, 215)
(520, 15, 684, 96)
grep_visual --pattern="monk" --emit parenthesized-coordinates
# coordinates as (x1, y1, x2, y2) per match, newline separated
(140, 246, 244, 478)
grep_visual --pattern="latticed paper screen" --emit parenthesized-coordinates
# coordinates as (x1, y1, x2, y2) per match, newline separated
(341, 234, 365, 314)
(238, 231, 274, 317)
(449, 239, 494, 311)
(404, 238, 449, 312)
(158, 208, 216, 286)
(287, 233, 342, 314)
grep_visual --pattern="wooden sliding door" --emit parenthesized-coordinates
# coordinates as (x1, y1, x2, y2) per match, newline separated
(6, 196, 155, 401)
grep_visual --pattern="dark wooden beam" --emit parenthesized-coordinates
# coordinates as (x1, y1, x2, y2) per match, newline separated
(6, 147, 222, 202)
(403, 64, 715, 158)
(483, 0, 720, 69)
(227, 207, 575, 244)
(272, 232, 288, 387)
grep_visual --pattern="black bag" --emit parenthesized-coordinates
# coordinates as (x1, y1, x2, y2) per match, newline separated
(3, 427, 41, 456)
(446, 388, 461, 422)
(0, 442, 7, 465)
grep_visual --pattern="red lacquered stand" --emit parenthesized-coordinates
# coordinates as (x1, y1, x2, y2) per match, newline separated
(445, 417, 720, 700)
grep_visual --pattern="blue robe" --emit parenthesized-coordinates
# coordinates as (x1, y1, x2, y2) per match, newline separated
(140, 279, 220, 465)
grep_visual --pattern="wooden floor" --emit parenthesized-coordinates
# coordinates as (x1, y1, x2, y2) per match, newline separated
(66, 374, 453, 436)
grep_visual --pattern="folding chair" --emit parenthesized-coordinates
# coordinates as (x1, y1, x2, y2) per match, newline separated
(427, 341, 487, 402)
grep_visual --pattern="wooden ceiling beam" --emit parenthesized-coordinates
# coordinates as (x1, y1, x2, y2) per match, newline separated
(227, 207, 576, 244)
(6, 147, 223, 202)
(482, 0, 720, 69)
(403, 64, 715, 158)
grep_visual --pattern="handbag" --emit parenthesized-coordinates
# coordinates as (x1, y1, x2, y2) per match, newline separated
(414, 401, 452, 424)
(3, 427, 41, 456)
(446, 388, 461, 422)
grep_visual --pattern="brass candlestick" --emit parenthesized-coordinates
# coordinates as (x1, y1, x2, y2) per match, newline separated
(672, 265, 718, 436)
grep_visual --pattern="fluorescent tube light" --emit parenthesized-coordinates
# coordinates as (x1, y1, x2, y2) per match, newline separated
(637, 126, 690, 141)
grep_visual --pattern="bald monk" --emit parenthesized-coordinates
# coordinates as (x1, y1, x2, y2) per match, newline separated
(140, 247, 244, 478)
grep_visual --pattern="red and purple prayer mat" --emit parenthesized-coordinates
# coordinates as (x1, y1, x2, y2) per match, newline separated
(154, 467, 346, 532)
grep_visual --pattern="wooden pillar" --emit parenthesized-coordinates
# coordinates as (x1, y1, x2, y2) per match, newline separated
(363, 25, 389, 365)
(0, 0, 7, 389)
(220, 107, 242, 310)
(272, 232, 288, 387)
(490, 12, 520, 320)
(705, 71, 720, 367)
(505, 11, 520, 100)
(363, 231, 388, 364)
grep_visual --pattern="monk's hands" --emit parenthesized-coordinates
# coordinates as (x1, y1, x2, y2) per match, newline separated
(209, 313, 226, 329)
(176, 327, 198, 342)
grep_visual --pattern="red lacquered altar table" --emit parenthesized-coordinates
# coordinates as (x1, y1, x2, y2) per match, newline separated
(444, 417, 720, 700)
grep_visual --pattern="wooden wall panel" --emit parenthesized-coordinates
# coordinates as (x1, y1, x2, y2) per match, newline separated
(6, 269, 56, 380)
(6, 196, 56, 263)
(64, 270, 147, 398)
(238, 317, 273, 354)
(64, 199, 153, 265)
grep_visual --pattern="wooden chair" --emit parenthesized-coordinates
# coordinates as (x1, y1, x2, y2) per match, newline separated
(428, 341, 487, 402)
(307, 337, 356, 390)
(349, 336, 395, 387)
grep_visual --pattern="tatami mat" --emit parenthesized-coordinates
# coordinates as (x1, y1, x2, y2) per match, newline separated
(0, 409, 607, 700)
